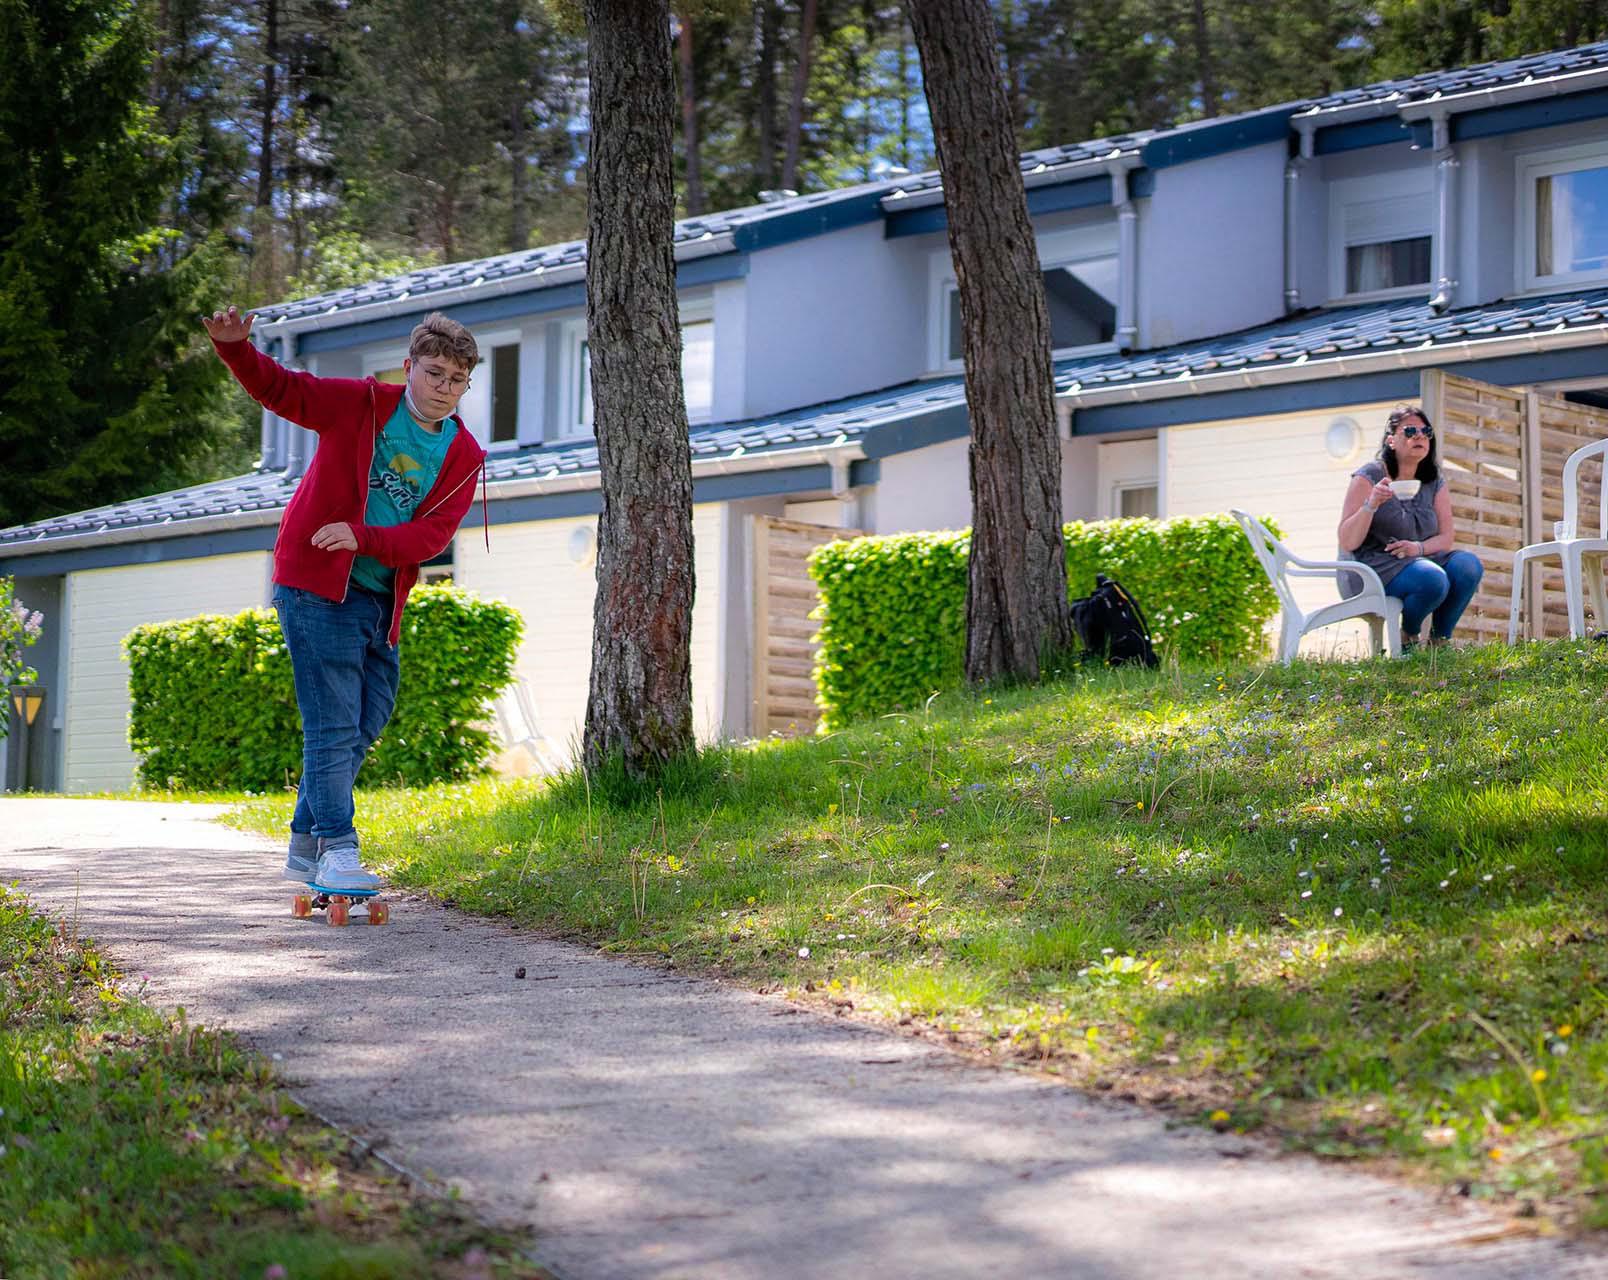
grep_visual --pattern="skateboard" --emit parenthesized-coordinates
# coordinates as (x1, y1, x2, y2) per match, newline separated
(291, 884, 390, 926)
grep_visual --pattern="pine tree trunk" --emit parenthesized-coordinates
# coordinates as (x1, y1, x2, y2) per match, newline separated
(249, 0, 279, 298)
(678, 12, 704, 215)
(505, 0, 530, 251)
(1192, 0, 1219, 118)
(582, 0, 696, 777)
(905, 0, 1073, 686)
(780, 0, 818, 191)
(755, 1, 780, 189)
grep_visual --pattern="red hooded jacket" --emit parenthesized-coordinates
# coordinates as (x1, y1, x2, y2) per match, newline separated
(213, 337, 488, 645)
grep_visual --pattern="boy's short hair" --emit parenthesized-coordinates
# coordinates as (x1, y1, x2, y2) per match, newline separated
(408, 312, 479, 369)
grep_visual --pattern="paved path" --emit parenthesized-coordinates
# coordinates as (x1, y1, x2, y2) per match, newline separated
(3, 798, 1605, 1280)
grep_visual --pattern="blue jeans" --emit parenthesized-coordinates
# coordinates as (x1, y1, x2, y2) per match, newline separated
(272, 584, 400, 846)
(1386, 551, 1484, 641)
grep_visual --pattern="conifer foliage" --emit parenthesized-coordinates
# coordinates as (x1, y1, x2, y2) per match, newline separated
(0, 0, 232, 528)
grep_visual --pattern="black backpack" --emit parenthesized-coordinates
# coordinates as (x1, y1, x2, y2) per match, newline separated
(1071, 574, 1159, 668)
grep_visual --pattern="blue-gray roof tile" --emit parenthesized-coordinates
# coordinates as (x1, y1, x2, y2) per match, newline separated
(1303, 39, 1608, 112)
(8, 287, 1608, 554)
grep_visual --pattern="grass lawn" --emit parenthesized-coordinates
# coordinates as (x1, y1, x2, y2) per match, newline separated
(0, 884, 546, 1279)
(227, 638, 1608, 1230)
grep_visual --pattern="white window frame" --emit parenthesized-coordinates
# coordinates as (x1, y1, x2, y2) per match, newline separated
(1516, 139, 1608, 294)
(927, 222, 1120, 374)
(463, 326, 523, 452)
(1327, 170, 1435, 304)
(558, 299, 716, 440)
(361, 345, 408, 381)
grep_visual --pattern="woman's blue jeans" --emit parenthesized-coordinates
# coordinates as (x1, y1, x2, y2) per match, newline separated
(1386, 551, 1484, 641)
(272, 584, 400, 846)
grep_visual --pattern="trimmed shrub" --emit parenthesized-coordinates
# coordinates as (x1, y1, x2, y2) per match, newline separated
(124, 584, 523, 791)
(808, 514, 1280, 728)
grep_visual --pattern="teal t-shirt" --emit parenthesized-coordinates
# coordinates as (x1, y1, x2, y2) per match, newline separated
(348, 401, 454, 595)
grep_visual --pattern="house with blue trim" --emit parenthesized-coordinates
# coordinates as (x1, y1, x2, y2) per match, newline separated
(9, 39, 1608, 792)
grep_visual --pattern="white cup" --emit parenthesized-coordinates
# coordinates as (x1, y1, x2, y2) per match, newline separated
(1390, 478, 1422, 500)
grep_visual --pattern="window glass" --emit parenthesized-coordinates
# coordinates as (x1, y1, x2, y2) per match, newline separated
(570, 319, 712, 432)
(1536, 165, 1608, 277)
(1345, 236, 1431, 293)
(682, 319, 714, 421)
(491, 344, 519, 443)
(375, 366, 406, 384)
(946, 256, 1117, 361)
(1117, 485, 1158, 519)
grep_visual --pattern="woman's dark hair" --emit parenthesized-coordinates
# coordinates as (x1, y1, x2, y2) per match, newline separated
(1378, 404, 1439, 484)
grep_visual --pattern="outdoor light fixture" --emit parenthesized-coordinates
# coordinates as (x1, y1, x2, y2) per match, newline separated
(1326, 416, 1362, 461)
(568, 524, 596, 566)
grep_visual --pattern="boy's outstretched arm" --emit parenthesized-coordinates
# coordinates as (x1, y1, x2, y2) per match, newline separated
(204, 305, 371, 435)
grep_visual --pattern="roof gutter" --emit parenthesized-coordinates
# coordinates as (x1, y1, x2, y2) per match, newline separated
(1057, 318, 1608, 409)
(256, 231, 738, 332)
(484, 438, 867, 502)
(878, 149, 1143, 214)
(1395, 63, 1608, 120)
(0, 506, 284, 560)
(2, 437, 871, 564)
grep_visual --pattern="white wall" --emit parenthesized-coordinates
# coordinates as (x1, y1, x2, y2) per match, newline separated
(1163, 400, 1399, 658)
(62, 553, 272, 793)
(741, 222, 928, 418)
(867, 433, 1117, 535)
(455, 504, 726, 768)
(1139, 141, 1288, 348)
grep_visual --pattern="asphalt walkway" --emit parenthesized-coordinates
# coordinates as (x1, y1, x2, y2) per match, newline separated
(2, 798, 1604, 1280)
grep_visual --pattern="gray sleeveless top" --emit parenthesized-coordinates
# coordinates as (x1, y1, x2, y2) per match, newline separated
(1338, 459, 1444, 594)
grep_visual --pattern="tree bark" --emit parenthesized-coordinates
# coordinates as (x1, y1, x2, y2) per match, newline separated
(581, 0, 696, 777)
(755, 0, 780, 189)
(678, 12, 704, 215)
(905, 0, 1073, 686)
(780, 0, 818, 192)
(1191, 0, 1219, 119)
(505, 0, 530, 251)
(249, 0, 280, 298)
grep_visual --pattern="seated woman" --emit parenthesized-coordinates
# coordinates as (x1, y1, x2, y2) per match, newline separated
(1337, 404, 1484, 649)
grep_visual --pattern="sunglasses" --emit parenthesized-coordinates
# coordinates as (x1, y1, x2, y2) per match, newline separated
(1395, 424, 1432, 439)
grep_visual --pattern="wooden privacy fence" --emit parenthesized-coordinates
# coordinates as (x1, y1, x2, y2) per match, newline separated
(1422, 369, 1607, 642)
(751, 516, 861, 736)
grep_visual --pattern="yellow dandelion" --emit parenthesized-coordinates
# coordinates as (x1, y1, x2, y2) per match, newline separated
(1558, 1024, 1574, 1038)
(1532, 1068, 1548, 1083)
(1489, 1147, 1506, 1162)
(1209, 1109, 1231, 1128)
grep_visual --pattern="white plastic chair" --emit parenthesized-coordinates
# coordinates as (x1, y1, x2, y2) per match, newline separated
(1507, 437, 1608, 642)
(1231, 509, 1402, 663)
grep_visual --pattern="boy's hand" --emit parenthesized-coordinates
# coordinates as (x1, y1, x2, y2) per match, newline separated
(311, 522, 357, 552)
(202, 306, 255, 343)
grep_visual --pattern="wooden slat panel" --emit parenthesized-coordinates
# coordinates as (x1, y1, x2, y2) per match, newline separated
(752, 516, 863, 737)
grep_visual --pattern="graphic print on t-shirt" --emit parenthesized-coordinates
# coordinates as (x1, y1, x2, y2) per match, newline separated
(373, 450, 429, 512)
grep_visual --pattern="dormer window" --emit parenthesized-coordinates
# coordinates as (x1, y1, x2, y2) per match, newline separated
(1518, 141, 1608, 291)
(930, 222, 1118, 370)
(559, 296, 716, 439)
(1330, 172, 1434, 301)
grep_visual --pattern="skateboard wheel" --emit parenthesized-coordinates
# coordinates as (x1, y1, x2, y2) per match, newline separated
(368, 901, 389, 925)
(292, 894, 313, 919)
(327, 902, 350, 927)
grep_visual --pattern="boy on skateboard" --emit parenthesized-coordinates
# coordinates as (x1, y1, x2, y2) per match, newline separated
(204, 307, 488, 892)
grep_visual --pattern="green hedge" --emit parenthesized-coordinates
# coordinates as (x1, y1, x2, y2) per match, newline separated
(124, 584, 523, 791)
(808, 514, 1279, 728)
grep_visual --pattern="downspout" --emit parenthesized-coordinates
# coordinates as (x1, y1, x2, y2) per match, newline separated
(257, 333, 279, 472)
(1284, 119, 1317, 313)
(282, 332, 311, 480)
(1429, 111, 1459, 313)
(1107, 158, 1141, 352)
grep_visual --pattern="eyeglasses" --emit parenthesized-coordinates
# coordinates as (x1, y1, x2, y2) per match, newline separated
(1396, 424, 1432, 439)
(416, 365, 470, 394)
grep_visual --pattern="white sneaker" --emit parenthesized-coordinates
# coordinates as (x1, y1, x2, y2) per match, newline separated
(313, 843, 381, 892)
